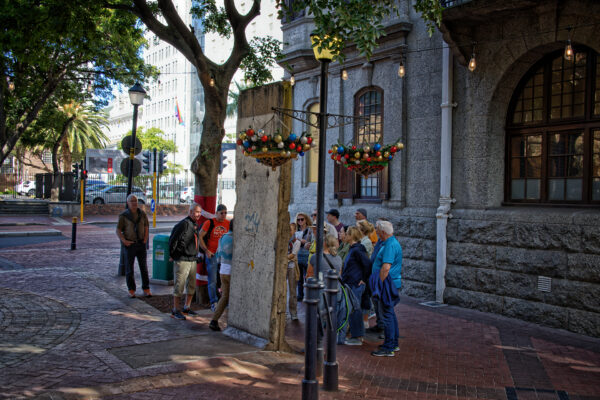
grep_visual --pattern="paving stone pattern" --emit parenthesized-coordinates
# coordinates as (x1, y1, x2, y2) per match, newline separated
(0, 221, 598, 399)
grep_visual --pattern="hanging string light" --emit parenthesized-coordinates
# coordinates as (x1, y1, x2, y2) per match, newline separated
(7, 80, 14, 92)
(342, 69, 348, 80)
(290, 74, 295, 86)
(398, 59, 405, 78)
(209, 75, 215, 87)
(468, 43, 477, 72)
(564, 26, 574, 61)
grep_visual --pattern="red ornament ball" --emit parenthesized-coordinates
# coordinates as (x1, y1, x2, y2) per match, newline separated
(391, 146, 397, 153)
(344, 154, 350, 159)
(246, 128, 255, 136)
(289, 143, 296, 150)
(236, 139, 242, 146)
(376, 151, 381, 157)
(307, 137, 313, 144)
(261, 135, 268, 142)
(328, 149, 333, 154)
(336, 154, 342, 161)
(351, 145, 356, 151)
(367, 157, 372, 162)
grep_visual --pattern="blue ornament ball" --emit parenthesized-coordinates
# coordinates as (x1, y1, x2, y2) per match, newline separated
(337, 146, 344, 154)
(299, 151, 305, 156)
(288, 133, 297, 141)
(373, 143, 381, 151)
(388, 155, 393, 160)
(256, 158, 261, 163)
(243, 140, 250, 148)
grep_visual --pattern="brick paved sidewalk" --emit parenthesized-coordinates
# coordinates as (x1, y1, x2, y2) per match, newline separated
(0, 223, 598, 399)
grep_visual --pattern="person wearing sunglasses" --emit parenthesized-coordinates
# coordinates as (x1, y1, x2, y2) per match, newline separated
(294, 212, 313, 302)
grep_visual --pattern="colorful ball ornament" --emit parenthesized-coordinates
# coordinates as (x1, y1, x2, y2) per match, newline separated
(289, 143, 296, 150)
(246, 128, 255, 137)
(389, 155, 393, 160)
(367, 157, 372, 162)
(354, 152, 360, 159)
(288, 133, 297, 141)
(344, 154, 350, 159)
(299, 151, 305, 156)
(262, 147, 268, 153)
(274, 135, 282, 143)
(373, 143, 381, 151)
(258, 128, 264, 135)
(240, 133, 247, 140)
(303, 144, 311, 151)
(261, 135, 268, 142)
(396, 142, 404, 149)
(250, 135, 258, 142)
(337, 146, 344, 154)
(243, 140, 250, 148)
(391, 146, 397, 153)
(351, 145, 357, 151)
(277, 142, 284, 149)
(307, 137, 313, 144)
(363, 146, 371, 153)
(336, 154, 342, 161)
(376, 151, 381, 157)
(300, 136, 308, 144)
(383, 151, 390, 158)
(328, 149, 333, 154)
(363, 153, 369, 159)
(236, 139, 243, 146)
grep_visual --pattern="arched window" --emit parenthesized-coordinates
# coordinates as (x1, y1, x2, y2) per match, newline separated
(506, 47, 600, 204)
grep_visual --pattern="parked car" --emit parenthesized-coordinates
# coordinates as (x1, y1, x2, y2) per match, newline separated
(16, 180, 36, 196)
(85, 185, 146, 204)
(180, 186, 194, 203)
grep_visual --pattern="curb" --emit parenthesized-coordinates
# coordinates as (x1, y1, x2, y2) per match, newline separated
(0, 229, 62, 238)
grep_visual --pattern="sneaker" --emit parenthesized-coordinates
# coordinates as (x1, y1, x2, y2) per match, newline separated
(209, 320, 221, 331)
(363, 321, 370, 329)
(291, 314, 298, 321)
(344, 338, 363, 346)
(378, 333, 385, 340)
(182, 307, 197, 316)
(171, 310, 186, 320)
(366, 326, 383, 333)
(128, 290, 136, 298)
(379, 345, 400, 352)
(143, 289, 152, 298)
(371, 349, 394, 357)
(210, 303, 217, 312)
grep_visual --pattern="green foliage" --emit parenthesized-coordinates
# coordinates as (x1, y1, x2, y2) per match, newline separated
(118, 127, 177, 155)
(413, 0, 444, 36)
(240, 37, 284, 86)
(191, 1, 231, 38)
(278, 0, 399, 62)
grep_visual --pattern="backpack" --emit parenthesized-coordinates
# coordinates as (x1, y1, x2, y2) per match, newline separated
(322, 254, 361, 333)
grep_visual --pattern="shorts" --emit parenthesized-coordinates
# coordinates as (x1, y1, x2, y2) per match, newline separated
(173, 260, 196, 297)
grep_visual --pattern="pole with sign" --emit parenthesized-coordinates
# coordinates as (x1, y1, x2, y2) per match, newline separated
(153, 147, 157, 227)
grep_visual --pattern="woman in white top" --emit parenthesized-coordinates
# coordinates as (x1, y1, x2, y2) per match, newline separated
(287, 222, 301, 320)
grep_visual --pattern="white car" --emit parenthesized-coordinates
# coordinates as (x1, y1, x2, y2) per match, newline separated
(85, 185, 147, 204)
(180, 186, 194, 203)
(16, 180, 36, 196)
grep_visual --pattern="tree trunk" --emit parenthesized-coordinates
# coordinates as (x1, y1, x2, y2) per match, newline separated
(190, 85, 228, 211)
(62, 137, 72, 171)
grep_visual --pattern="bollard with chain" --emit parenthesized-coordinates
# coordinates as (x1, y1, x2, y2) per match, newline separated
(71, 217, 77, 250)
(302, 277, 320, 400)
(323, 269, 339, 391)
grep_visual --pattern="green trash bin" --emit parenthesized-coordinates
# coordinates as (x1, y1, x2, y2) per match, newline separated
(152, 234, 173, 283)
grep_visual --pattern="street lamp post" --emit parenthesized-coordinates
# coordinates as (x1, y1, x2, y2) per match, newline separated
(301, 35, 336, 400)
(127, 83, 146, 196)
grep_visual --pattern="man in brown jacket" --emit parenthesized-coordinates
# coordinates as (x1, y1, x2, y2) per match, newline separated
(116, 194, 151, 298)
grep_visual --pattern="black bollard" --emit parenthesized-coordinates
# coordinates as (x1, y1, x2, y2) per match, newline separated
(323, 269, 339, 391)
(302, 277, 320, 400)
(71, 217, 77, 250)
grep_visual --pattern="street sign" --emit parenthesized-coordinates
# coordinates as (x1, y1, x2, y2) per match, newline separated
(107, 158, 113, 173)
(150, 199, 155, 212)
(120, 158, 142, 177)
(121, 135, 142, 156)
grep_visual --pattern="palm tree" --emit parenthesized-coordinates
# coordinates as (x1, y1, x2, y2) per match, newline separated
(50, 101, 108, 200)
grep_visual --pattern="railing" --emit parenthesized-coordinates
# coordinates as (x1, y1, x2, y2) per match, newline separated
(440, 0, 472, 8)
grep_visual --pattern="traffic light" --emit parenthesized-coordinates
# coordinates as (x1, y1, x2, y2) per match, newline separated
(158, 150, 167, 174)
(72, 163, 79, 177)
(142, 150, 151, 173)
(80, 169, 88, 180)
(219, 154, 227, 174)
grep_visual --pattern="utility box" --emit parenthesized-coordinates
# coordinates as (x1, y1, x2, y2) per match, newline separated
(151, 234, 173, 285)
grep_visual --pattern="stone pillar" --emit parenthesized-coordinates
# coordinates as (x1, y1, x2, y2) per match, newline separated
(226, 81, 293, 351)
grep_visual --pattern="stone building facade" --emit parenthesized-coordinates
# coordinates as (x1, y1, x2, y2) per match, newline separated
(280, 0, 600, 337)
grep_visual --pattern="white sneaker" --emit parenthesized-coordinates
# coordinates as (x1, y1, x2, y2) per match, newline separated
(364, 321, 370, 329)
(344, 338, 363, 346)
(210, 303, 217, 312)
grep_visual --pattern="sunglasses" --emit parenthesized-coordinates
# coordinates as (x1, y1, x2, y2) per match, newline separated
(297, 218, 305, 221)
(311, 213, 317, 217)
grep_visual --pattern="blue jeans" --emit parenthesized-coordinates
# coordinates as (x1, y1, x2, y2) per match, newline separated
(206, 256, 219, 305)
(337, 283, 366, 342)
(381, 297, 400, 351)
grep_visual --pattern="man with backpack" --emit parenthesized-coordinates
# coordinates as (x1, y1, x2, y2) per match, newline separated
(169, 203, 202, 320)
(198, 204, 230, 312)
(116, 194, 151, 299)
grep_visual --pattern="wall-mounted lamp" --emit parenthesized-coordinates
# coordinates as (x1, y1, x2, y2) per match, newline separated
(209, 75, 215, 87)
(342, 69, 348, 81)
(397, 60, 405, 78)
(290, 75, 295, 86)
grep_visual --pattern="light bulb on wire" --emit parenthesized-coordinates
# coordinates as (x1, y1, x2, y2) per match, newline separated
(398, 62, 405, 78)
(564, 27, 574, 62)
(342, 69, 348, 81)
(290, 74, 295, 86)
(209, 76, 215, 87)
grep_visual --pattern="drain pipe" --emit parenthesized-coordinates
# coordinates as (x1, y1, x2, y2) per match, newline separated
(436, 43, 457, 303)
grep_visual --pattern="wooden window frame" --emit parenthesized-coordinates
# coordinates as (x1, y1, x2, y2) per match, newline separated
(505, 47, 600, 206)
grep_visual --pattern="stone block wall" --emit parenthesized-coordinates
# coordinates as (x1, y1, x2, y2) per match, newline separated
(442, 209, 600, 337)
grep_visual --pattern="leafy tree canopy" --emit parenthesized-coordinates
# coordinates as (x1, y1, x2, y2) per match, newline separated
(118, 127, 177, 155)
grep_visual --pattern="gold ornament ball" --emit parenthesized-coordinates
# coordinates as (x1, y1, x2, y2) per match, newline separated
(354, 152, 360, 159)
(397, 142, 404, 149)
(240, 133, 247, 140)
(274, 135, 282, 143)
(362, 153, 369, 159)
(303, 144, 311, 151)
(363, 146, 371, 153)
(377, 156, 383, 161)
(262, 147, 268, 153)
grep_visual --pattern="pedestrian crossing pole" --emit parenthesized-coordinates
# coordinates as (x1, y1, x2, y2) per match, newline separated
(152, 147, 157, 227)
(80, 175, 84, 222)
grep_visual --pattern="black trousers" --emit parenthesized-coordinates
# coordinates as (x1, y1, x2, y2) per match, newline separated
(124, 242, 149, 291)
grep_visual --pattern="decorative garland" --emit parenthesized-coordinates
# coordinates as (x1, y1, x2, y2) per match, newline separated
(237, 127, 314, 170)
(329, 141, 404, 176)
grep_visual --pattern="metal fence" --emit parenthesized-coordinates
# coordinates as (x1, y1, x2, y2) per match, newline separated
(0, 172, 40, 199)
